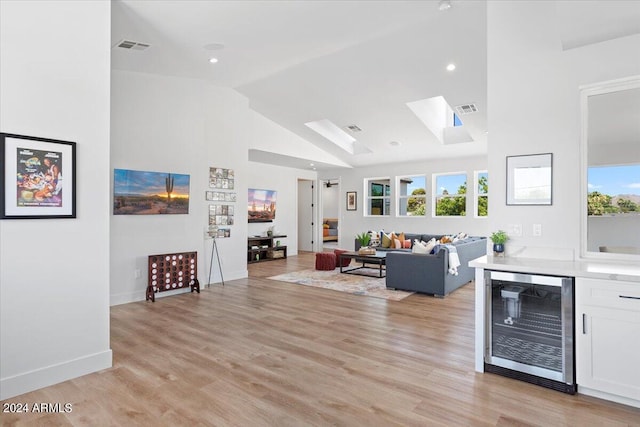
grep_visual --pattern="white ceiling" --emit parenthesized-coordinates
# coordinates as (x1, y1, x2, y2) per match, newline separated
(111, 0, 640, 171)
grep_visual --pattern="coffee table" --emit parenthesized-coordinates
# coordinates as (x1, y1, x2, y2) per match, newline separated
(339, 251, 387, 278)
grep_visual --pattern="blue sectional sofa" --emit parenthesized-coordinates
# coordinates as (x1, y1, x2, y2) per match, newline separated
(355, 233, 487, 297)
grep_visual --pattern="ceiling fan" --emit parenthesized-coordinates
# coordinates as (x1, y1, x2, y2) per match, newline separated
(325, 180, 338, 188)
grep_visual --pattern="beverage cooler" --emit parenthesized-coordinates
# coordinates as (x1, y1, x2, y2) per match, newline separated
(484, 270, 576, 394)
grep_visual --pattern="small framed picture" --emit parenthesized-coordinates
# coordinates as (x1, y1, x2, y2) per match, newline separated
(346, 191, 357, 211)
(506, 153, 553, 205)
(1, 133, 76, 219)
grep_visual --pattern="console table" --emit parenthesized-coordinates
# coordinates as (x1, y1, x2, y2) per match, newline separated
(247, 235, 287, 263)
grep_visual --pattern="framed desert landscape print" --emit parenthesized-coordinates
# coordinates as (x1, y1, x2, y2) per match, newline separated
(1, 132, 76, 219)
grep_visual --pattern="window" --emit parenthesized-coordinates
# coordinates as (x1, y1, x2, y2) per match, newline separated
(397, 175, 426, 216)
(365, 177, 391, 216)
(433, 173, 467, 217)
(475, 171, 488, 217)
(453, 113, 463, 127)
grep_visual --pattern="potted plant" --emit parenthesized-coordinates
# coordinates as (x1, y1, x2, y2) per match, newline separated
(490, 230, 509, 255)
(355, 232, 374, 254)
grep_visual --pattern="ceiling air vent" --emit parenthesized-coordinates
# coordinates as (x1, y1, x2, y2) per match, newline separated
(455, 103, 478, 115)
(115, 39, 150, 51)
(346, 124, 362, 132)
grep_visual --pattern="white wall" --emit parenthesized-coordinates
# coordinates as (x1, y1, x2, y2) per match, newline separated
(248, 162, 317, 255)
(110, 71, 321, 304)
(322, 155, 489, 249)
(110, 71, 252, 304)
(0, 1, 112, 399)
(487, 1, 640, 260)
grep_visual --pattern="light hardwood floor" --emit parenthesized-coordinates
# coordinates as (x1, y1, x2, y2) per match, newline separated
(2, 252, 639, 426)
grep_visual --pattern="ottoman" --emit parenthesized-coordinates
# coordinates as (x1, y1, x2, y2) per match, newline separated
(315, 252, 336, 271)
(334, 249, 351, 268)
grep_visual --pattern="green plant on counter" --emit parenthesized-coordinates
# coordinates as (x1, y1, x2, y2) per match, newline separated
(355, 232, 371, 247)
(490, 230, 509, 245)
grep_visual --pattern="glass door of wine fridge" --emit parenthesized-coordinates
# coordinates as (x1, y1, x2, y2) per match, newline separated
(485, 270, 576, 393)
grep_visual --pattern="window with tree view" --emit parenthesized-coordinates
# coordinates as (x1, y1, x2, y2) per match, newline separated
(476, 171, 488, 217)
(365, 177, 391, 216)
(587, 165, 640, 215)
(434, 173, 467, 216)
(398, 175, 426, 216)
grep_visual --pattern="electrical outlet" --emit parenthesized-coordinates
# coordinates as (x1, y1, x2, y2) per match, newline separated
(533, 223, 542, 237)
(508, 224, 522, 237)
(134, 269, 141, 279)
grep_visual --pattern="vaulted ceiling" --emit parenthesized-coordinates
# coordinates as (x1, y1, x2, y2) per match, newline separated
(111, 0, 640, 170)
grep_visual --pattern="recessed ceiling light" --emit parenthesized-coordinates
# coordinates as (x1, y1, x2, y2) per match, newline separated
(310, 163, 315, 167)
(446, 63, 456, 71)
(209, 57, 219, 64)
(204, 43, 225, 51)
(438, 0, 452, 11)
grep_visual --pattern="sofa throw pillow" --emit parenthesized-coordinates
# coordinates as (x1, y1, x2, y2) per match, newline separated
(381, 232, 393, 248)
(453, 232, 468, 242)
(412, 239, 429, 254)
(424, 238, 437, 254)
(403, 239, 412, 249)
(389, 232, 402, 249)
(368, 231, 380, 247)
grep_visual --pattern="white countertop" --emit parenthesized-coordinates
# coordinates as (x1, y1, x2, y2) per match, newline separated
(469, 255, 640, 283)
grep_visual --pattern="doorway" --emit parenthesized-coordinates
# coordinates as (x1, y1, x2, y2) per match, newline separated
(321, 178, 340, 250)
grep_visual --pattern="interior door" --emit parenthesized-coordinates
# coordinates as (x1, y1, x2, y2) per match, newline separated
(297, 179, 313, 252)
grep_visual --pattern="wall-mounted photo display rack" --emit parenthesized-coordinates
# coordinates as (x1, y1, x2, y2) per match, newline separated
(206, 191, 236, 202)
(209, 204, 234, 227)
(209, 167, 234, 189)
(208, 225, 231, 239)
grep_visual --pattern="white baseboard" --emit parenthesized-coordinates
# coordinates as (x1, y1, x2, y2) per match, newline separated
(110, 269, 248, 306)
(579, 386, 640, 409)
(0, 349, 112, 400)
(205, 269, 247, 286)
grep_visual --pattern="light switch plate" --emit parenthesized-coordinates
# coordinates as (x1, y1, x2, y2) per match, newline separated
(509, 224, 522, 237)
(533, 223, 542, 237)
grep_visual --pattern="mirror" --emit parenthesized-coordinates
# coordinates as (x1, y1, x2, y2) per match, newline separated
(581, 77, 640, 258)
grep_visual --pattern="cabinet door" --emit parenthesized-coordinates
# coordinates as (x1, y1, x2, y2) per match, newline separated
(577, 305, 640, 401)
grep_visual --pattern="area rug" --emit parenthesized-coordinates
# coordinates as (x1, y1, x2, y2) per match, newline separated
(267, 268, 414, 301)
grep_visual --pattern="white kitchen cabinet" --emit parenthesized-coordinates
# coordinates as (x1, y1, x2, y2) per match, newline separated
(575, 277, 640, 408)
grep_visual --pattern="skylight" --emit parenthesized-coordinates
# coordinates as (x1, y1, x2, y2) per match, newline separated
(406, 96, 473, 144)
(304, 119, 356, 154)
